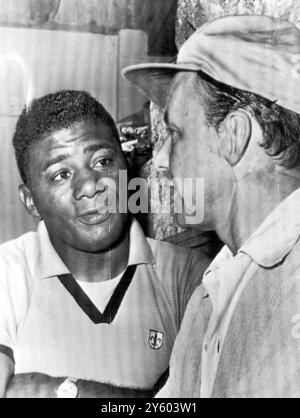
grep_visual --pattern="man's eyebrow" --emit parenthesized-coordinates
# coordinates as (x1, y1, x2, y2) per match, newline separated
(41, 143, 118, 172)
(42, 154, 70, 172)
(83, 143, 117, 154)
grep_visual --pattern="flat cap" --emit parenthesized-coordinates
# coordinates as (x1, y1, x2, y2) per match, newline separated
(122, 15, 300, 114)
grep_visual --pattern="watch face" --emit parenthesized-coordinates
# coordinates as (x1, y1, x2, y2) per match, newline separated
(56, 379, 79, 398)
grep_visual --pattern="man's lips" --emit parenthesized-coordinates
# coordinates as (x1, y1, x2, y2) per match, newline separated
(78, 210, 111, 226)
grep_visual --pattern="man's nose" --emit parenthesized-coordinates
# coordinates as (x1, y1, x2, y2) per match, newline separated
(73, 169, 106, 200)
(153, 137, 171, 174)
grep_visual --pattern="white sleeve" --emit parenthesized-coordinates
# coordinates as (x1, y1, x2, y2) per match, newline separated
(0, 271, 16, 352)
(0, 247, 30, 356)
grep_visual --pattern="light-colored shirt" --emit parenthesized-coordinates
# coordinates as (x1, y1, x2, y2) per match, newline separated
(159, 187, 300, 398)
(0, 218, 209, 390)
(76, 271, 125, 313)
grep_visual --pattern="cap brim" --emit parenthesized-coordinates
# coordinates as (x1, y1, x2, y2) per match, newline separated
(122, 63, 200, 108)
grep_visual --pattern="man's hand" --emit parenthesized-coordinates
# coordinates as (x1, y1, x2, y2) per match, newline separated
(5, 373, 155, 398)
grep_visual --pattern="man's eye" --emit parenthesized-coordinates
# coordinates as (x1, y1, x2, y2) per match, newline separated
(94, 158, 113, 168)
(52, 171, 71, 182)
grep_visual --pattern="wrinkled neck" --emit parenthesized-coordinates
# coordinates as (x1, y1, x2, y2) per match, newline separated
(216, 168, 300, 254)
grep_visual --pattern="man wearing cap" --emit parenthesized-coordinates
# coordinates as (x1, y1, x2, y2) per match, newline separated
(123, 15, 300, 398)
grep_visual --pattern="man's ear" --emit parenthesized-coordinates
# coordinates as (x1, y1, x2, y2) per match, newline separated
(219, 110, 252, 165)
(18, 185, 41, 218)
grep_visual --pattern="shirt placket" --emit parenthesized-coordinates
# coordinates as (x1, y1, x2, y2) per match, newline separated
(200, 270, 222, 398)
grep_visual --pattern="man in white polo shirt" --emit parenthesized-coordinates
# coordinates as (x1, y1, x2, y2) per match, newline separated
(0, 90, 210, 397)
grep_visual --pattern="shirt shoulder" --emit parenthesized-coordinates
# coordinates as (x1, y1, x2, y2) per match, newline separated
(146, 237, 210, 274)
(0, 231, 39, 349)
(212, 238, 300, 398)
(274, 237, 300, 301)
(146, 238, 212, 325)
(286, 237, 300, 273)
(0, 230, 39, 284)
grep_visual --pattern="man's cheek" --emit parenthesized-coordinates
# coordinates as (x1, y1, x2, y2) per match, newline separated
(96, 178, 118, 214)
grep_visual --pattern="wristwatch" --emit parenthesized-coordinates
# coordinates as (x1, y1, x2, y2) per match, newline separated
(56, 378, 79, 398)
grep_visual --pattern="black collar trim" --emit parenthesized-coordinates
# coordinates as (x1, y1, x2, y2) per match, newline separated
(58, 265, 137, 324)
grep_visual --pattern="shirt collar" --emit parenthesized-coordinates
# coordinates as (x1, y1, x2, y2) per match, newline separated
(36, 218, 154, 280)
(36, 221, 70, 279)
(240, 187, 300, 268)
(203, 187, 300, 297)
(202, 245, 234, 305)
(127, 218, 155, 266)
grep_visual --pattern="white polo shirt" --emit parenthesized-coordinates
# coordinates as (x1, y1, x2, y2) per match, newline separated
(0, 218, 208, 390)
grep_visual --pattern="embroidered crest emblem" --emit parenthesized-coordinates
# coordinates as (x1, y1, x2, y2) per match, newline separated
(148, 330, 164, 350)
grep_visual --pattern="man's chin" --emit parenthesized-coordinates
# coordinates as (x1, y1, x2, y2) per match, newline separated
(74, 235, 119, 253)
(74, 215, 129, 253)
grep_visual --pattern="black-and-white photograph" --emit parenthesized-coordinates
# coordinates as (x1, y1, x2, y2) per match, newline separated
(0, 0, 300, 402)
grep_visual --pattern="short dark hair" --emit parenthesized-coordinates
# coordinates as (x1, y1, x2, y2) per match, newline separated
(195, 73, 300, 169)
(13, 90, 119, 185)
